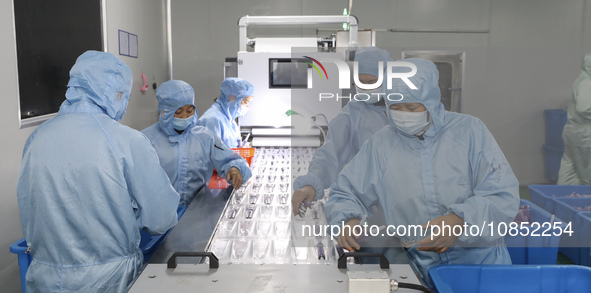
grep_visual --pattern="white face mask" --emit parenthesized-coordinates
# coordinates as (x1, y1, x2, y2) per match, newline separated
(355, 86, 384, 104)
(389, 109, 430, 135)
(236, 104, 249, 117)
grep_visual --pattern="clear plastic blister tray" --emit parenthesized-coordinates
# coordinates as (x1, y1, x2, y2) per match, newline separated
(215, 219, 291, 239)
(293, 238, 337, 264)
(207, 147, 336, 265)
(290, 147, 315, 178)
(209, 238, 293, 264)
(224, 204, 292, 222)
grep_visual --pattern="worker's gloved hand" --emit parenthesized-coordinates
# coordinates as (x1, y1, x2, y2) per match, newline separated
(417, 213, 464, 253)
(291, 185, 316, 215)
(226, 167, 243, 190)
(338, 218, 362, 252)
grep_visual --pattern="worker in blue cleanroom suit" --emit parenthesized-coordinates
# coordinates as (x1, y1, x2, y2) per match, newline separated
(291, 47, 391, 211)
(324, 58, 519, 287)
(292, 47, 406, 265)
(198, 78, 254, 148)
(558, 52, 591, 185)
(16, 51, 180, 293)
(142, 80, 252, 206)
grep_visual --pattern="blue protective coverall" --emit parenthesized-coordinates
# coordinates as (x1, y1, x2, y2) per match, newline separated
(293, 47, 391, 200)
(198, 78, 254, 148)
(142, 80, 252, 206)
(16, 51, 180, 293)
(558, 52, 591, 185)
(324, 58, 520, 285)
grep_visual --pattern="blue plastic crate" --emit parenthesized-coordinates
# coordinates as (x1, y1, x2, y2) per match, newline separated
(542, 144, 563, 183)
(505, 199, 564, 264)
(575, 211, 591, 266)
(429, 265, 591, 293)
(553, 197, 591, 223)
(528, 185, 591, 215)
(527, 186, 591, 264)
(529, 185, 556, 213)
(9, 238, 30, 293)
(553, 197, 591, 263)
(544, 109, 567, 148)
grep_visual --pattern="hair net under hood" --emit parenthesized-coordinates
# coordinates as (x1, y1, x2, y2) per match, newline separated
(156, 80, 197, 136)
(62, 51, 132, 121)
(355, 46, 393, 77)
(385, 58, 444, 136)
(216, 78, 254, 120)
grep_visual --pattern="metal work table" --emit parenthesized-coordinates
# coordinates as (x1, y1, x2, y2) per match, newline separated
(130, 263, 422, 293)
